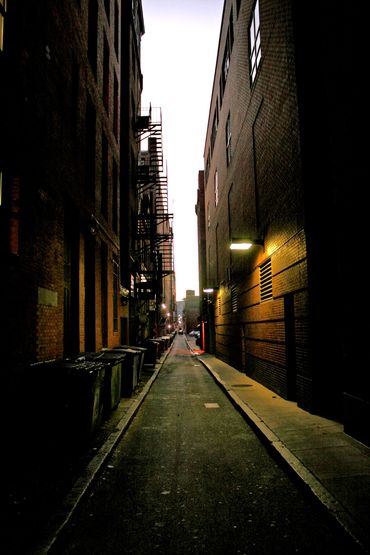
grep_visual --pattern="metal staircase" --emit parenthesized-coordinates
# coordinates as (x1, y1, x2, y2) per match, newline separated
(136, 107, 174, 290)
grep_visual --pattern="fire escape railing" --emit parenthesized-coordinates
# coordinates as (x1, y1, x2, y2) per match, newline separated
(135, 107, 174, 303)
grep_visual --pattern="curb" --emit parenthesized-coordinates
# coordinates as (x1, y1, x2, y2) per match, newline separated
(196, 354, 368, 553)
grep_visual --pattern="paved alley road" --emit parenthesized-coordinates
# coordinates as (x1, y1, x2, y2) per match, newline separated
(49, 335, 361, 554)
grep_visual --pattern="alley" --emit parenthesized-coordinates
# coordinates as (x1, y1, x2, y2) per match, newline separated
(48, 335, 360, 554)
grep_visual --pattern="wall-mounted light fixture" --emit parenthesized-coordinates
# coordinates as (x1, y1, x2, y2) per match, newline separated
(203, 287, 215, 293)
(229, 238, 264, 250)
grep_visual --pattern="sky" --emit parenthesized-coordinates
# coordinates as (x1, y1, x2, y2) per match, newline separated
(140, 0, 225, 301)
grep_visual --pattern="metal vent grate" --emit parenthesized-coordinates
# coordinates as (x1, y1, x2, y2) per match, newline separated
(231, 284, 238, 312)
(260, 259, 273, 302)
(218, 296, 222, 315)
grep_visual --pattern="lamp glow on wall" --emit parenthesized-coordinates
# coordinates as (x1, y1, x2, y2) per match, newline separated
(229, 238, 264, 250)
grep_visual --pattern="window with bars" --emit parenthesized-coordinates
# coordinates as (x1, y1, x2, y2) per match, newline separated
(218, 296, 222, 316)
(260, 258, 273, 302)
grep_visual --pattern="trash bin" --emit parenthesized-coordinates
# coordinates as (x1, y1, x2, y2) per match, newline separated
(30, 358, 106, 442)
(144, 339, 161, 366)
(114, 348, 141, 397)
(69, 360, 106, 439)
(98, 350, 126, 415)
(115, 345, 147, 380)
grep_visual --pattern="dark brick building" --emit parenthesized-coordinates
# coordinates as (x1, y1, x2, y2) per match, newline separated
(199, 0, 369, 443)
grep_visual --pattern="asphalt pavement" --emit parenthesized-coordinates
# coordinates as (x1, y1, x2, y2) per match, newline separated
(7, 334, 369, 553)
(188, 338, 370, 553)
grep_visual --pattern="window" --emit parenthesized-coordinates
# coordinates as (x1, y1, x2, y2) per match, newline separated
(101, 134, 108, 218)
(85, 96, 96, 197)
(207, 201, 210, 229)
(260, 258, 273, 302)
(113, 256, 119, 332)
(0, 0, 7, 51)
(249, 0, 261, 83)
(211, 101, 219, 153)
(88, 0, 98, 77)
(114, 1, 119, 57)
(104, 0, 110, 22)
(101, 242, 108, 347)
(113, 73, 119, 138)
(219, 9, 234, 104)
(225, 112, 232, 166)
(1, 173, 20, 256)
(112, 159, 118, 233)
(214, 169, 219, 207)
(103, 35, 110, 112)
(205, 150, 210, 185)
(229, 8, 234, 50)
(71, 56, 79, 136)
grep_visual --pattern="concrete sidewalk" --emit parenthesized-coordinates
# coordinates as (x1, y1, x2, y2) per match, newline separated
(189, 342, 370, 552)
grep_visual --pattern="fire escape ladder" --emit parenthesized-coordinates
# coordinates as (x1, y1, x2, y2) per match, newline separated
(135, 107, 174, 292)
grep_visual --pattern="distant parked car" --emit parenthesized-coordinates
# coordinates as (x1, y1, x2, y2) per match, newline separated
(178, 328, 183, 334)
(189, 329, 200, 338)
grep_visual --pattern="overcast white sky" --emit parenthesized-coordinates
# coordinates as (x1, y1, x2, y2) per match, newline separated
(140, 0, 224, 301)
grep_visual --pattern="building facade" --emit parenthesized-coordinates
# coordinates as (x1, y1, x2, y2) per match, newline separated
(199, 0, 368, 443)
(183, 290, 200, 334)
(1, 1, 175, 409)
(1, 0, 126, 374)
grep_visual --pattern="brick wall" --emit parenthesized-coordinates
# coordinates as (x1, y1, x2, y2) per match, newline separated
(203, 0, 311, 406)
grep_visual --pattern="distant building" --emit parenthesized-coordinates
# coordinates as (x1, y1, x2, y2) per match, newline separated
(183, 290, 200, 333)
(198, 0, 369, 444)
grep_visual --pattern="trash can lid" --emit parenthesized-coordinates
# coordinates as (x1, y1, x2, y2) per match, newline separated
(98, 350, 126, 361)
(116, 344, 147, 352)
(116, 348, 138, 354)
(74, 352, 104, 362)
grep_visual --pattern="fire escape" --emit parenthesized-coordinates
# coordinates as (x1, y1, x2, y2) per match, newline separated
(135, 107, 174, 324)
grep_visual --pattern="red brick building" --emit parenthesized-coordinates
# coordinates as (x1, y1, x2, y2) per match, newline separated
(198, 0, 368, 443)
(0, 1, 144, 380)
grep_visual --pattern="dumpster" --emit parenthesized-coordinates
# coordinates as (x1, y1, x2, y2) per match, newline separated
(30, 358, 106, 443)
(156, 336, 167, 353)
(113, 348, 141, 397)
(115, 345, 147, 379)
(97, 351, 126, 415)
(144, 339, 161, 366)
(69, 360, 106, 439)
(153, 337, 165, 355)
(161, 335, 171, 349)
